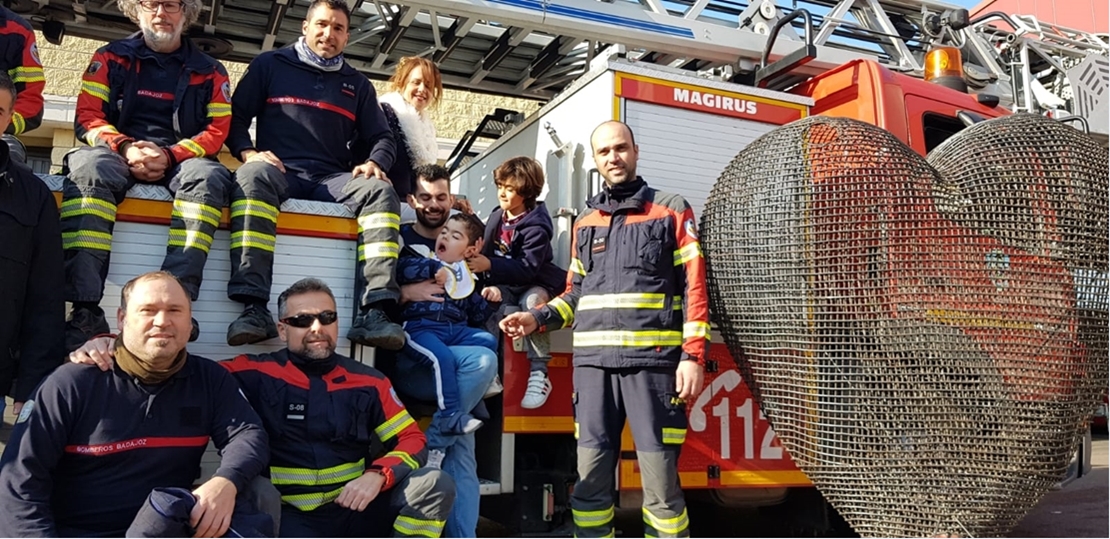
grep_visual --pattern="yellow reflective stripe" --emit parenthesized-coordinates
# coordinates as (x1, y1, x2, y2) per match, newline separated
(574, 330, 683, 348)
(178, 138, 206, 158)
(673, 296, 683, 310)
(572, 506, 615, 527)
(683, 321, 711, 341)
(280, 486, 344, 511)
(60, 197, 117, 222)
(206, 103, 231, 118)
(673, 242, 702, 266)
(270, 458, 365, 486)
(81, 80, 110, 102)
(569, 257, 586, 276)
(578, 293, 667, 310)
(547, 297, 574, 328)
(85, 125, 120, 146)
(230, 199, 280, 222)
(643, 507, 689, 535)
(358, 241, 400, 262)
(8, 66, 44, 83)
(167, 229, 214, 253)
(573, 421, 579, 440)
(230, 230, 276, 252)
(661, 427, 687, 445)
(393, 515, 446, 538)
(11, 112, 24, 135)
(62, 230, 112, 251)
(386, 450, 420, 470)
(357, 212, 401, 231)
(172, 199, 221, 227)
(374, 410, 415, 441)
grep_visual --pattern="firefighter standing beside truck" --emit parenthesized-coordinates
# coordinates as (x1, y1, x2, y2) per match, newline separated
(501, 120, 710, 538)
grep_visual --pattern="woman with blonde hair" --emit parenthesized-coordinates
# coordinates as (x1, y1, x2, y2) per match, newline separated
(379, 56, 443, 200)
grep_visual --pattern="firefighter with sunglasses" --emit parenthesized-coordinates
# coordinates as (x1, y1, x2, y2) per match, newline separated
(69, 278, 455, 537)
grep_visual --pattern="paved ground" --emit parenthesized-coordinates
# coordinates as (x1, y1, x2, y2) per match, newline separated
(2, 399, 1107, 537)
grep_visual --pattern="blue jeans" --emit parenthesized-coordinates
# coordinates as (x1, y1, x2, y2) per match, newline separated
(393, 345, 497, 538)
(403, 318, 497, 449)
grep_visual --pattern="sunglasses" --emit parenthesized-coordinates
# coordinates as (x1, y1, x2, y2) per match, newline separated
(280, 311, 339, 328)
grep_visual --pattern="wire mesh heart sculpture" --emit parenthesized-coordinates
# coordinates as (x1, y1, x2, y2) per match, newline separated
(700, 114, 1107, 537)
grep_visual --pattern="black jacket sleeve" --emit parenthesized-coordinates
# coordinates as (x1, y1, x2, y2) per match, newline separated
(204, 362, 268, 494)
(357, 82, 395, 171)
(0, 369, 85, 537)
(14, 177, 64, 402)
(226, 56, 267, 160)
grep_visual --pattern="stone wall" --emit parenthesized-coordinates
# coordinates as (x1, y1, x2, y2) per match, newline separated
(30, 30, 542, 170)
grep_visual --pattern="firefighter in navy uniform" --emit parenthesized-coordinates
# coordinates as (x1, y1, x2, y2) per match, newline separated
(221, 278, 453, 537)
(60, 0, 234, 350)
(501, 120, 710, 538)
(0, 5, 45, 163)
(223, 0, 404, 351)
(0, 272, 269, 538)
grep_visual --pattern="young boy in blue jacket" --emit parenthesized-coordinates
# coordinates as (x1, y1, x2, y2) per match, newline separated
(467, 157, 566, 409)
(397, 212, 495, 467)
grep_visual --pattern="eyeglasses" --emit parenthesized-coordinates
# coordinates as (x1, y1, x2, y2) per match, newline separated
(139, 1, 184, 13)
(280, 311, 339, 328)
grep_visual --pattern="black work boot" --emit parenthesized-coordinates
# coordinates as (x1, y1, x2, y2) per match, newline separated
(65, 304, 110, 352)
(227, 303, 278, 346)
(347, 308, 405, 350)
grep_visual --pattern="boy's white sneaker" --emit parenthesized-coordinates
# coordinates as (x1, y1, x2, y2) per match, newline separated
(521, 371, 552, 409)
(484, 374, 503, 399)
(426, 449, 446, 469)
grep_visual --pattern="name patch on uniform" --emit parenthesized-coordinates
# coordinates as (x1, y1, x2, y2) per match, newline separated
(591, 236, 607, 254)
(286, 401, 307, 421)
(16, 400, 34, 423)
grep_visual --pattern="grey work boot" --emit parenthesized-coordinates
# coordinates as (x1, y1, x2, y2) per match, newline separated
(347, 308, 405, 350)
(227, 304, 278, 346)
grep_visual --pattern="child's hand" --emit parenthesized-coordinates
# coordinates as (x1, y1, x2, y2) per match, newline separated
(482, 286, 502, 302)
(435, 267, 449, 286)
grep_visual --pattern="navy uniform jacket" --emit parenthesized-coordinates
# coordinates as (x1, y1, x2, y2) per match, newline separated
(0, 359, 268, 537)
(480, 201, 567, 297)
(226, 45, 395, 177)
(222, 349, 426, 512)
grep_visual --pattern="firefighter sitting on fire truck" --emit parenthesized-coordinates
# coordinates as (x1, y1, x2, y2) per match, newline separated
(59, 0, 234, 351)
(502, 120, 710, 538)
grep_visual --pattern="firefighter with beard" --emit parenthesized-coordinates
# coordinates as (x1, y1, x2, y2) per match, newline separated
(501, 121, 710, 538)
(60, 0, 234, 350)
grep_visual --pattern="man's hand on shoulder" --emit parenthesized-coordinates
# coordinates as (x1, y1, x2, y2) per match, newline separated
(69, 336, 116, 371)
(191, 476, 237, 538)
(335, 471, 385, 512)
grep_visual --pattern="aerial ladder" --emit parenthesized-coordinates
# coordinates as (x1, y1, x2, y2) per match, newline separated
(389, 0, 1108, 139)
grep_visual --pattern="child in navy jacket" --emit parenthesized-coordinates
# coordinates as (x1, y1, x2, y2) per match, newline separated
(468, 157, 566, 409)
(397, 212, 495, 466)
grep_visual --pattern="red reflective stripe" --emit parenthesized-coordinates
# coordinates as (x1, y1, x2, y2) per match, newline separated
(222, 355, 310, 390)
(64, 435, 210, 456)
(266, 96, 355, 121)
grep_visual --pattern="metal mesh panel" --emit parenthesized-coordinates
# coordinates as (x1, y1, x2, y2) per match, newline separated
(701, 114, 1108, 538)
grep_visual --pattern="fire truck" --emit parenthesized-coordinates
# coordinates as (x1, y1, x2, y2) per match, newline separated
(25, 0, 1107, 534)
